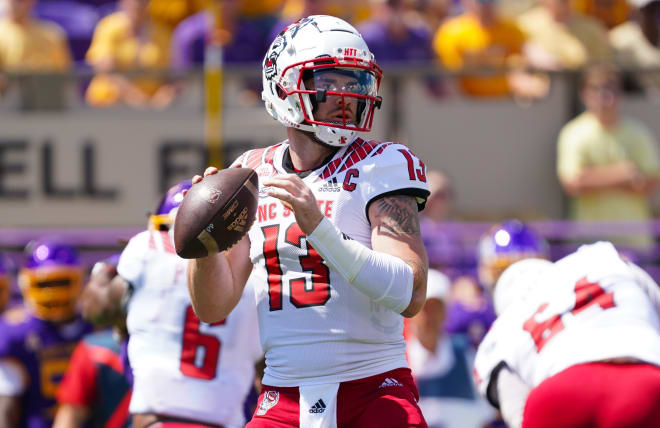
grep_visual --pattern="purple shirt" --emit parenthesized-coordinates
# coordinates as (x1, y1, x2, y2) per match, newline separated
(445, 300, 496, 349)
(0, 308, 92, 428)
(357, 20, 433, 64)
(171, 12, 270, 70)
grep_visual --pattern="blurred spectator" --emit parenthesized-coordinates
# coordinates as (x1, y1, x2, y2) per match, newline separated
(557, 65, 660, 249)
(420, 170, 471, 277)
(54, 255, 131, 428)
(358, 0, 434, 66)
(269, 0, 332, 42)
(408, 269, 497, 428)
(418, 0, 450, 33)
(171, 0, 270, 70)
(572, 0, 630, 29)
(433, 0, 544, 98)
(85, 0, 177, 108)
(517, 0, 612, 70)
(0, 0, 71, 72)
(33, 1, 100, 64)
(147, 0, 208, 34)
(445, 275, 496, 350)
(280, 0, 371, 22)
(610, 0, 660, 94)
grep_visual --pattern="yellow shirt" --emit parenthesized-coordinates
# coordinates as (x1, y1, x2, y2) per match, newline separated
(571, 0, 629, 29)
(0, 18, 71, 72)
(433, 14, 525, 97)
(557, 112, 660, 223)
(517, 7, 612, 69)
(147, 0, 209, 31)
(85, 12, 171, 106)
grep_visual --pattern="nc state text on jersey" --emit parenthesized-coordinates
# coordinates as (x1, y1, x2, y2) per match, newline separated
(257, 200, 334, 222)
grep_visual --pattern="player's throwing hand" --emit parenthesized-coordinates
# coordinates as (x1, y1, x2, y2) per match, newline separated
(264, 174, 324, 234)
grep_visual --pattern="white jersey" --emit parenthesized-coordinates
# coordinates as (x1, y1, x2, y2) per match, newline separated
(232, 138, 429, 387)
(118, 229, 262, 428)
(474, 242, 660, 403)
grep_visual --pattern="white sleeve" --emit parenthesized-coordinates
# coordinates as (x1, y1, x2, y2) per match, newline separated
(0, 360, 27, 396)
(473, 318, 512, 405)
(497, 366, 530, 428)
(117, 231, 150, 287)
(359, 143, 430, 212)
(627, 261, 660, 317)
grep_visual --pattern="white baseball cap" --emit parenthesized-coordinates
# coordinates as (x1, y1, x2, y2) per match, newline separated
(426, 269, 451, 301)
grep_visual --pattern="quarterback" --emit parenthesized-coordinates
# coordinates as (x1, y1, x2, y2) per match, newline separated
(188, 15, 430, 428)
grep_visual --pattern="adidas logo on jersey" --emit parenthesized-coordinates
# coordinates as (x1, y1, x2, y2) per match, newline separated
(309, 399, 327, 414)
(379, 378, 403, 388)
(318, 177, 341, 192)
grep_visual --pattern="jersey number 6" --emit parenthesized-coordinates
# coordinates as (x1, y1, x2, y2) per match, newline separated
(180, 305, 225, 380)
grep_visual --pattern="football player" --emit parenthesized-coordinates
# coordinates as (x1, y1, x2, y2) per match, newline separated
(474, 242, 660, 428)
(477, 219, 550, 293)
(117, 180, 262, 428)
(0, 239, 92, 428)
(54, 254, 132, 428)
(188, 15, 430, 427)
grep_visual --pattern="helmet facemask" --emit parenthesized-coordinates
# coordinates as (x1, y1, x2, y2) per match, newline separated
(283, 57, 382, 146)
(18, 266, 83, 322)
(262, 15, 383, 147)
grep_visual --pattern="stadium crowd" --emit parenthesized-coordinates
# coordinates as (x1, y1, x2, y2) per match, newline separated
(0, 1, 659, 428)
(0, 0, 659, 103)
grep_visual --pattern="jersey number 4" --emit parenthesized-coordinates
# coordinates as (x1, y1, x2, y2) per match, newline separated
(180, 305, 225, 380)
(523, 277, 615, 352)
(262, 223, 331, 311)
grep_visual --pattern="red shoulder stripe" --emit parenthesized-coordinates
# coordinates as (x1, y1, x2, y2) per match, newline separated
(160, 231, 176, 254)
(371, 142, 396, 157)
(319, 138, 363, 179)
(246, 148, 267, 170)
(264, 143, 281, 165)
(337, 140, 379, 174)
(148, 232, 156, 250)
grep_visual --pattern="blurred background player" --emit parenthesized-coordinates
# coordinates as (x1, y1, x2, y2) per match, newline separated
(442, 219, 550, 351)
(54, 254, 132, 428)
(118, 179, 263, 428)
(0, 239, 92, 428)
(408, 268, 497, 428)
(474, 241, 660, 428)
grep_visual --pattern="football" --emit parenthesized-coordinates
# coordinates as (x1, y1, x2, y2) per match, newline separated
(174, 168, 259, 259)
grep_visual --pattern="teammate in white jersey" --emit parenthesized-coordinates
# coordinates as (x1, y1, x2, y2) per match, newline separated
(187, 15, 430, 428)
(474, 241, 660, 428)
(115, 180, 262, 428)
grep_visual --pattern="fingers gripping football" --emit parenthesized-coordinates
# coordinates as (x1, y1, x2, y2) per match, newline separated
(264, 174, 324, 234)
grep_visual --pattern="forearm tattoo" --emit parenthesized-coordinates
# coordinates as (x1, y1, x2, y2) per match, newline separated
(373, 195, 421, 237)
